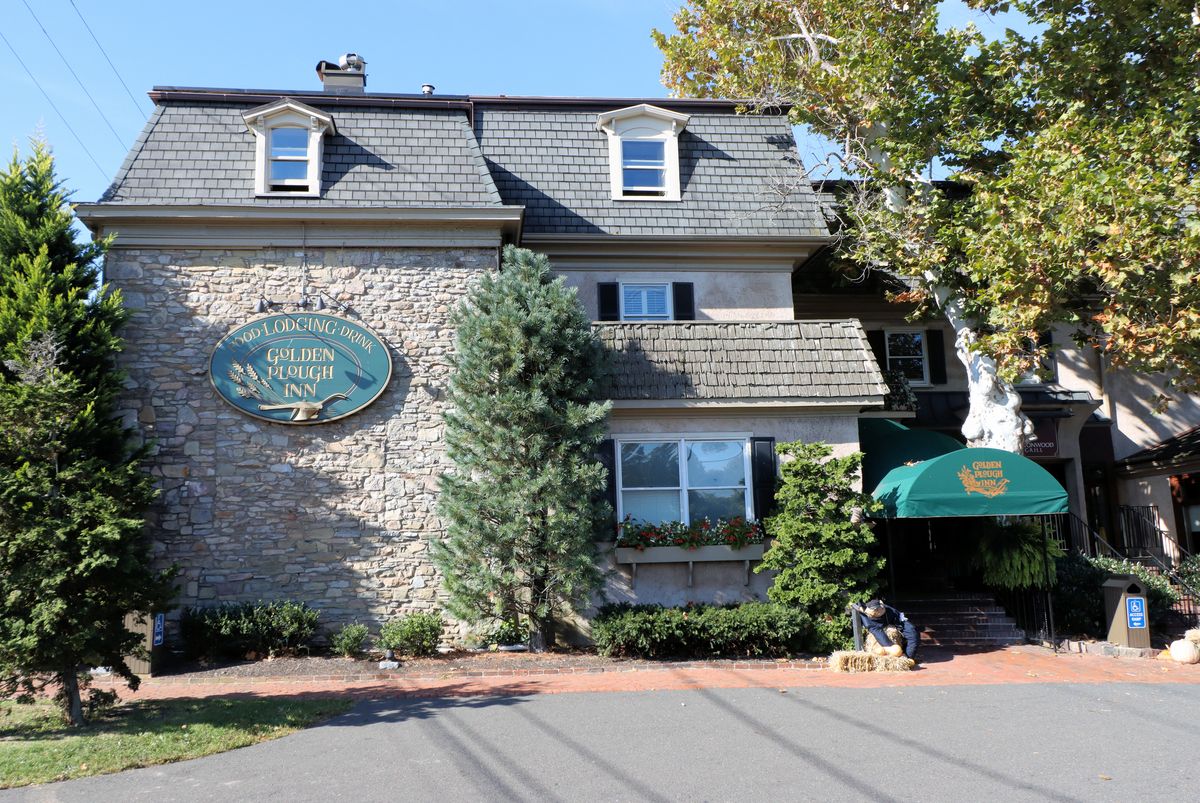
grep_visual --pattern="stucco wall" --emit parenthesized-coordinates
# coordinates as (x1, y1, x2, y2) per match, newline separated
(564, 269, 794, 321)
(106, 245, 496, 639)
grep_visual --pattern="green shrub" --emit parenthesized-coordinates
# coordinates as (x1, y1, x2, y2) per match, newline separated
(591, 603, 814, 659)
(1178, 554, 1200, 593)
(484, 618, 526, 647)
(1051, 553, 1107, 636)
(181, 601, 320, 660)
(1052, 554, 1180, 636)
(377, 612, 443, 656)
(330, 623, 369, 658)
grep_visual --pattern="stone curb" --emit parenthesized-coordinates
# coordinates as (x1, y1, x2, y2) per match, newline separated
(1057, 639, 1160, 660)
(96, 658, 830, 688)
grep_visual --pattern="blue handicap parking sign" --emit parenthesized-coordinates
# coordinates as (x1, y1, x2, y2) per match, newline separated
(152, 613, 165, 647)
(1126, 597, 1147, 629)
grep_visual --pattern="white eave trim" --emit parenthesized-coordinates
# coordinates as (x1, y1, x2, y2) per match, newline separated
(76, 204, 524, 226)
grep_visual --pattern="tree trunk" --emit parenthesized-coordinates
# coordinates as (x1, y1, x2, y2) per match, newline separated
(527, 574, 554, 653)
(60, 669, 84, 727)
(929, 278, 1033, 453)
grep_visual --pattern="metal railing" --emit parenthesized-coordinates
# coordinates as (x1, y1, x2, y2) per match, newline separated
(1119, 504, 1190, 565)
(991, 585, 1053, 643)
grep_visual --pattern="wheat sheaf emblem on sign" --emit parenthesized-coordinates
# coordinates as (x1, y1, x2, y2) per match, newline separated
(226, 361, 346, 422)
(957, 466, 1010, 498)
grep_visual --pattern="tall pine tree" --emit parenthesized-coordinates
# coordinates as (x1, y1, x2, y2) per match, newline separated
(0, 141, 175, 726)
(434, 246, 610, 651)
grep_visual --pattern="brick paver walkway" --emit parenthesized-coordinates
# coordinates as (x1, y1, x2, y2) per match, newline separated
(100, 646, 1200, 702)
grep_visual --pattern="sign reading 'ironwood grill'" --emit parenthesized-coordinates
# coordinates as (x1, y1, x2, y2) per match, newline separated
(209, 313, 391, 424)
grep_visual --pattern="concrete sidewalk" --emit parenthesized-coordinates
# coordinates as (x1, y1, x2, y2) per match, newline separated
(100, 646, 1200, 702)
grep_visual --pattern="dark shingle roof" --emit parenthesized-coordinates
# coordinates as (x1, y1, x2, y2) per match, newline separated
(1116, 424, 1200, 473)
(596, 320, 887, 404)
(99, 100, 502, 207)
(474, 107, 827, 237)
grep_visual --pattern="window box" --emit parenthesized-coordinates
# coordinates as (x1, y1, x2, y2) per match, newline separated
(614, 543, 765, 565)
(611, 542, 765, 589)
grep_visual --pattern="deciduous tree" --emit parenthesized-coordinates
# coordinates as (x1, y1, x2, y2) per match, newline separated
(655, 0, 1200, 444)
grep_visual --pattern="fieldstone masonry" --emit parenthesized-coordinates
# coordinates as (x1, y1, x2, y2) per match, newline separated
(105, 245, 497, 641)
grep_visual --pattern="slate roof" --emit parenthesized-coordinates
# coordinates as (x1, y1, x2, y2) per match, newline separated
(99, 100, 502, 207)
(596, 321, 888, 404)
(95, 89, 830, 239)
(474, 105, 827, 237)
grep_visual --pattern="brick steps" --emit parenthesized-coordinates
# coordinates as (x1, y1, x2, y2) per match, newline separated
(895, 593, 1029, 649)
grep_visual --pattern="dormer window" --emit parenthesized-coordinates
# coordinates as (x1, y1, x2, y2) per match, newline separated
(622, 140, 666, 197)
(269, 127, 312, 190)
(597, 104, 690, 202)
(242, 98, 335, 197)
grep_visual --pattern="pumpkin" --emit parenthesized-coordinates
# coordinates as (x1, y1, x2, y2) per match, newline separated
(1168, 638, 1200, 665)
(1184, 629, 1200, 644)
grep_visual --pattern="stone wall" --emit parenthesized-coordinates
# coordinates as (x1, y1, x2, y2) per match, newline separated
(105, 245, 496, 641)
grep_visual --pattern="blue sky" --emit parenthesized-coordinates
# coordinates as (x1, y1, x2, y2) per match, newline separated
(2, 1, 1033, 204)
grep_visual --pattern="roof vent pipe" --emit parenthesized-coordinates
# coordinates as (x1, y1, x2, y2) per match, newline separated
(421, 84, 435, 96)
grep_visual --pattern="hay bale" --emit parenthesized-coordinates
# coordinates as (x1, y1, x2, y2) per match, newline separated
(864, 626, 906, 656)
(1184, 629, 1200, 644)
(830, 650, 915, 673)
(830, 650, 876, 672)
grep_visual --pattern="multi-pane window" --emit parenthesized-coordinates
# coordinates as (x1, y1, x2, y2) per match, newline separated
(269, 127, 310, 190)
(621, 283, 671, 320)
(621, 139, 666, 196)
(885, 330, 929, 385)
(618, 438, 750, 525)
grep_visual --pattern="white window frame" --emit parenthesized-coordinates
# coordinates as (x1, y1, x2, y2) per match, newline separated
(242, 100, 335, 198)
(597, 104, 689, 202)
(267, 126, 312, 191)
(613, 434, 753, 526)
(884, 328, 930, 387)
(619, 282, 672, 321)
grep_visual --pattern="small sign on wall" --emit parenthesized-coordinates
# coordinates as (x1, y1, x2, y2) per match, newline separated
(1026, 418, 1058, 457)
(152, 613, 165, 647)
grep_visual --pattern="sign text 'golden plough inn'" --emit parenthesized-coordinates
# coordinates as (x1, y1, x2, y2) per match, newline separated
(209, 313, 392, 424)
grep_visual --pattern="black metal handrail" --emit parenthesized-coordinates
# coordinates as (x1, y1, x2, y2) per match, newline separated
(1120, 504, 1190, 564)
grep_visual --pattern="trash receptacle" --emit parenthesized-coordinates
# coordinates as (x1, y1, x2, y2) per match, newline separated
(1102, 575, 1151, 649)
(124, 611, 166, 676)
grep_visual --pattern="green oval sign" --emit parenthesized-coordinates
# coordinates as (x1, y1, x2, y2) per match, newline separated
(209, 313, 392, 424)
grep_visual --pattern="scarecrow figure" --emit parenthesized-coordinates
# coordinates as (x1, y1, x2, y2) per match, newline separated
(860, 599, 920, 662)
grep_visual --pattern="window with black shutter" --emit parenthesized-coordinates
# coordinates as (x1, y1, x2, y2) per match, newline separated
(750, 437, 777, 521)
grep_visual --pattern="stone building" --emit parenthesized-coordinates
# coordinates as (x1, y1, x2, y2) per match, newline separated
(77, 57, 887, 640)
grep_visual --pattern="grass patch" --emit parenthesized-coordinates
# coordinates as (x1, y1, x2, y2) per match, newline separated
(0, 696, 351, 789)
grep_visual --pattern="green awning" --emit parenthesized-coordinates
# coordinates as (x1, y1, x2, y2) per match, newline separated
(858, 418, 966, 492)
(872, 446, 1068, 518)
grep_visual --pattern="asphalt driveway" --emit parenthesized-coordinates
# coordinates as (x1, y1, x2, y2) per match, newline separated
(7, 680, 1197, 802)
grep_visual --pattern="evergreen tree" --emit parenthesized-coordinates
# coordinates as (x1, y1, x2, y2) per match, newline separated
(0, 142, 175, 726)
(757, 442, 884, 651)
(434, 246, 610, 651)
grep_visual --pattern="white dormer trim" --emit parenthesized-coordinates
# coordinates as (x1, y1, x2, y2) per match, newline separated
(596, 104, 690, 202)
(242, 99, 335, 198)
